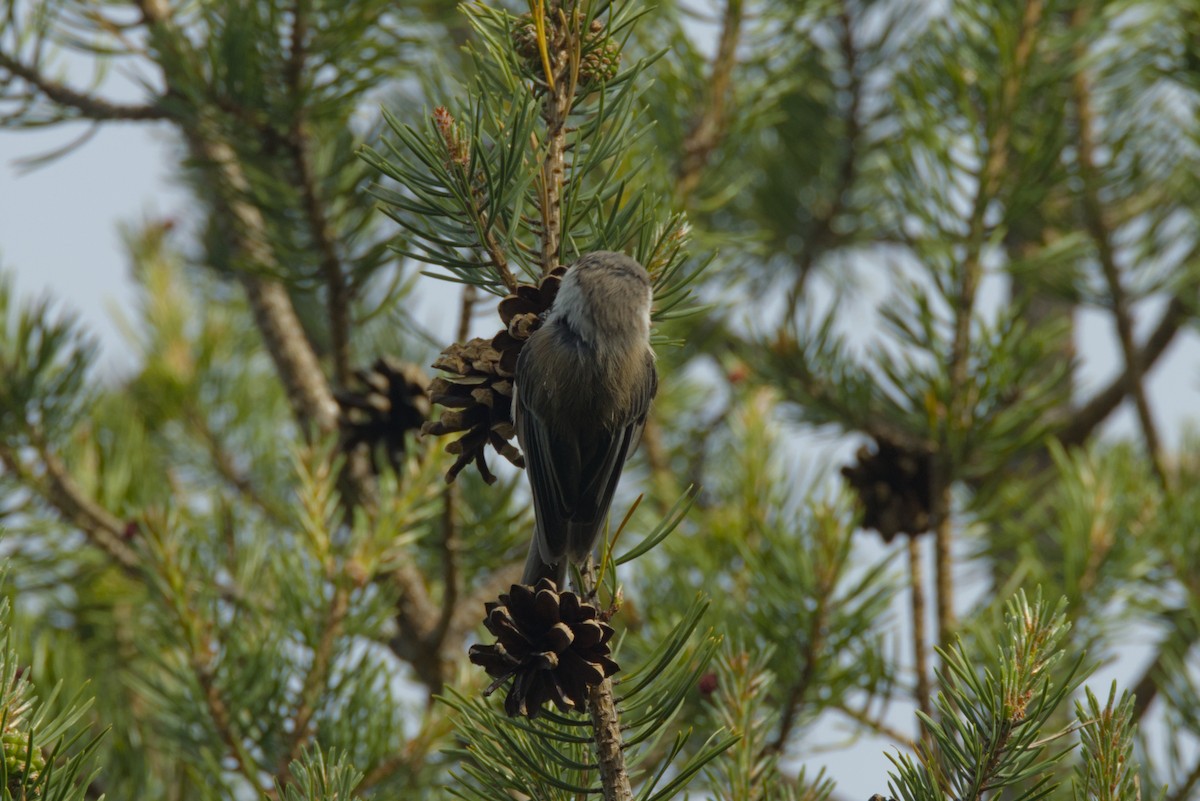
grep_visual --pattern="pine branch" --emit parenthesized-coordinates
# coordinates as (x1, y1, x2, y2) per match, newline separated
(0, 50, 169, 121)
(291, 131, 353, 387)
(765, 566, 831, 754)
(388, 561, 451, 690)
(186, 408, 290, 524)
(189, 125, 342, 433)
(908, 535, 933, 726)
(833, 701, 918, 751)
(1070, 6, 1167, 488)
(194, 650, 268, 793)
(1058, 296, 1188, 446)
(133, 0, 452, 696)
(936, 0, 1047, 648)
(782, 0, 863, 319)
(274, 583, 351, 788)
(467, 180, 520, 293)
(391, 562, 523, 691)
(535, 1, 575, 275)
(153, 526, 270, 794)
(676, 0, 743, 199)
(431, 485, 462, 651)
(285, 0, 352, 387)
(0, 442, 140, 574)
(588, 678, 633, 801)
(1168, 757, 1200, 801)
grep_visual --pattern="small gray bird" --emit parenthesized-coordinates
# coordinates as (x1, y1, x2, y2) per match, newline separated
(516, 251, 658, 587)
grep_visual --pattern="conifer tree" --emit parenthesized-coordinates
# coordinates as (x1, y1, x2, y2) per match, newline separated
(2, 1, 1199, 800)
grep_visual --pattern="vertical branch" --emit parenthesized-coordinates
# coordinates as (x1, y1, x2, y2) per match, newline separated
(1060, 295, 1187, 446)
(431, 283, 474, 646)
(534, 1, 577, 275)
(285, 0, 352, 387)
(1070, 7, 1167, 488)
(274, 583, 351, 784)
(588, 678, 634, 801)
(908, 536, 933, 724)
(931, 508, 956, 648)
(676, 0, 743, 199)
(764, 578, 830, 755)
(576, 564, 632, 800)
(431, 485, 461, 650)
(936, 0, 1045, 647)
(782, 0, 863, 320)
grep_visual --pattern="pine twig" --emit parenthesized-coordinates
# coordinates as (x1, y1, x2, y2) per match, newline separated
(782, 0, 863, 320)
(434, 107, 519, 292)
(588, 678, 633, 801)
(908, 535, 933, 726)
(833, 701, 918, 751)
(0, 443, 140, 574)
(936, 0, 1046, 648)
(285, 0, 352, 387)
(186, 409, 290, 524)
(535, 1, 575, 276)
(676, 0, 743, 198)
(1070, 6, 1167, 488)
(765, 581, 830, 755)
(155, 530, 267, 794)
(1059, 295, 1188, 446)
(193, 653, 268, 794)
(431, 485, 461, 651)
(456, 284, 478, 342)
(468, 191, 518, 293)
(0, 50, 169, 121)
(274, 583, 351, 787)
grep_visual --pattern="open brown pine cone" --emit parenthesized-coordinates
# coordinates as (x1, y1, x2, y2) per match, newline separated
(469, 579, 619, 718)
(423, 267, 566, 483)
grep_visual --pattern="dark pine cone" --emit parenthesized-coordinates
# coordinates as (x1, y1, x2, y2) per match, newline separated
(493, 266, 565, 375)
(423, 268, 565, 484)
(469, 579, 619, 718)
(336, 357, 430, 474)
(422, 338, 521, 484)
(841, 436, 934, 542)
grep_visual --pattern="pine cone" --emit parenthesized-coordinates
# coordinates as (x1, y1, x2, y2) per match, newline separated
(511, 13, 621, 90)
(469, 579, 619, 718)
(841, 437, 934, 542)
(422, 338, 521, 484)
(493, 266, 565, 375)
(3, 730, 46, 795)
(579, 23, 621, 87)
(424, 268, 565, 484)
(336, 357, 430, 474)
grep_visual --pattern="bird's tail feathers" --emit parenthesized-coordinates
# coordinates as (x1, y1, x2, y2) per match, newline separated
(522, 530, 568, 587)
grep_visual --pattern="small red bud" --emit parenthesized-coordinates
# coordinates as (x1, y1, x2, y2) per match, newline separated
(698, 671, 718, 696)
